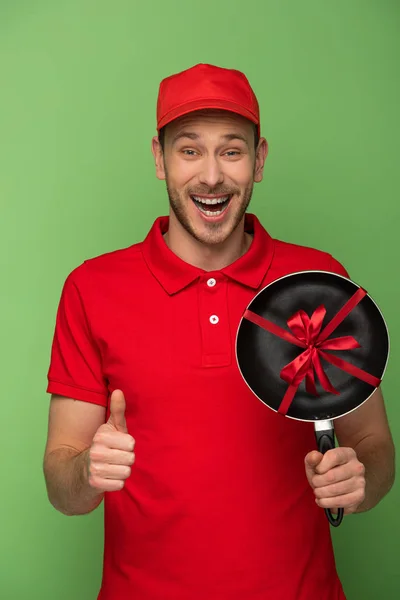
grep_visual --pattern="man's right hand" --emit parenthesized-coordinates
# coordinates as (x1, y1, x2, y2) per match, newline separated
(87, 389, 135, 492)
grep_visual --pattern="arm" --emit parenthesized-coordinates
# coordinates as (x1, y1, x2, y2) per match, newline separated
(311, 258, 395, 511)
(43, 391, 135, 516)
(305, 387, 395, 514)
(334, 387, 395, 512)
(43, 395, 106, 516)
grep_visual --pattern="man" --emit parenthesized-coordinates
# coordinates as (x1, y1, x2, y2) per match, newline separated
(44, 64, 395, 600)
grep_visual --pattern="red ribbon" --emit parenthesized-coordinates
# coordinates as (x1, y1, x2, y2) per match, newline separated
(243, 287, 381, 415)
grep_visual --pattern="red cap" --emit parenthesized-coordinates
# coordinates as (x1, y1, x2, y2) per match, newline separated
(156, 63, 260, 135)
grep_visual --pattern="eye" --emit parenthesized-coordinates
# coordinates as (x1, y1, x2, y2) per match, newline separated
(182, 149, 197, 156)
(224, 150, 241, 157)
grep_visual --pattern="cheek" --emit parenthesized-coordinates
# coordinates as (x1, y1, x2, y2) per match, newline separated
(167, 159, 198, 188)
(225, 160, 254, 187)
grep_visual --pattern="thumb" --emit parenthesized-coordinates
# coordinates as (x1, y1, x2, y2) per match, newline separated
(304, 451, 324, 484)
(108, 389, 128, 433)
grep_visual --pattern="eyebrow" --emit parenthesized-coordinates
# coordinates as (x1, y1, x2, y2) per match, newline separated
(171, 131, 250, 147)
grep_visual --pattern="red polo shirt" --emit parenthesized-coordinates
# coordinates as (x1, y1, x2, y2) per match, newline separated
(47, 214, 348, 600)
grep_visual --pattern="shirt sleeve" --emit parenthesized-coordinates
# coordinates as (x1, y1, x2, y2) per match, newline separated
(46, 267, 109, 406)
(329, 255, 350, 279)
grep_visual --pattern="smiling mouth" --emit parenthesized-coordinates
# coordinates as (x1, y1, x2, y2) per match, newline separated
(191, 195, 232, 217)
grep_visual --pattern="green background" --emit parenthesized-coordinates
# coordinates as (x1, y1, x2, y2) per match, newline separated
(1, 1, 399, 598)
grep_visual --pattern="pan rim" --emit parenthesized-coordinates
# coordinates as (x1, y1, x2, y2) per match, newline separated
(235, 269, 390, 422)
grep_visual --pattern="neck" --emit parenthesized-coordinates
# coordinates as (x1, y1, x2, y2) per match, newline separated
(164, 214, 252, 271)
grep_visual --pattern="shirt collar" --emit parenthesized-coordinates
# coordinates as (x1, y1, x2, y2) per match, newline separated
(141, 213, 275, 295)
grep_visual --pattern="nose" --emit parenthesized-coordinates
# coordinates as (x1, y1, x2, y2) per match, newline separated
(198, 155, 224, 188)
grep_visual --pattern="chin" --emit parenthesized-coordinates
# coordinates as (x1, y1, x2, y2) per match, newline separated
(193, 222, 236, 246)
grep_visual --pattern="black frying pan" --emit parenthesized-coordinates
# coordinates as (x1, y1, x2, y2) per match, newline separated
(236, 271, 389, 527)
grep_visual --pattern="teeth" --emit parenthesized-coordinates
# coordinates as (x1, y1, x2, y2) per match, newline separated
(195, 202, 229, 217)
(202, 208, 224, 217)
(192, 195, 229, 205)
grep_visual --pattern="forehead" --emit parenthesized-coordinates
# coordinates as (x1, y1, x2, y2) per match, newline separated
(165, 109, 254, 140)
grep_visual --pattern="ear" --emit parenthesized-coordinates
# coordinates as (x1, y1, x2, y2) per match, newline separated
(254, 138, 268, 183)
(152, 136, 166, 180)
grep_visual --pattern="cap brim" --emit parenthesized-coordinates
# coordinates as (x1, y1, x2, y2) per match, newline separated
(157, 98, 260, 135)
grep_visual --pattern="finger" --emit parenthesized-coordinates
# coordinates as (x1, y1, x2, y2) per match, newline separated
(90, 446, 136, 466)
(313, 477, 365, 499)
(315, 488, 365, 510)
(89, 463, 132, 481)
(89, 476, 126, 493)
(108, 389, 128, 433)
(304, 451, 324, 484)
(315, 447, 356, 474)
(93, 430, 135, 452)
(343, 505, 361, 515)
(311, 463, 355, 488)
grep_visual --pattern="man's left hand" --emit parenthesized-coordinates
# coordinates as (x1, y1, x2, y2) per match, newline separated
(305, 448, 366, 514)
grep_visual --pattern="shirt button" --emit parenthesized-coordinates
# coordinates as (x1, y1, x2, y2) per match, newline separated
(207, 278, 217, 287)
(209, 315, 219, 325)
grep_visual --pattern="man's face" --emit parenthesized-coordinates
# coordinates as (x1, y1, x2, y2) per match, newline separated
(152, 110, 268, 246)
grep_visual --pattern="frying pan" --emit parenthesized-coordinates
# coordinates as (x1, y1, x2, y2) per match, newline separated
(236, 271, 389, 527)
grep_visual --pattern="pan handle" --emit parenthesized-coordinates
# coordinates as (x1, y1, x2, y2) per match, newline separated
(314, 422, 344, 527)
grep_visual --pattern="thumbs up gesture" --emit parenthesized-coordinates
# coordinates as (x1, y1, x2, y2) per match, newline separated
(88, 390, 135, 492)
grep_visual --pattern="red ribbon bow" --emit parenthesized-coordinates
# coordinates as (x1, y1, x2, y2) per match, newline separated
(243, 287, 381, 415)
